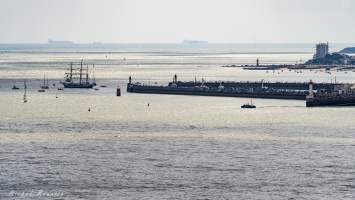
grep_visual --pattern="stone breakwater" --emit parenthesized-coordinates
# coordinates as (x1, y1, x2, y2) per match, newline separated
(127, 83, 308, 100)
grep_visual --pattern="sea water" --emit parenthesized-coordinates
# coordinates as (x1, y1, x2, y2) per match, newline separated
(0, 43, 355, 199)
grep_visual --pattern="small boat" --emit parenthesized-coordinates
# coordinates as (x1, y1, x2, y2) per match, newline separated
(12, 85, 19, 90)
(100, 85, 107, 87)
(241, 99, 256, 108)
(58, 88, 63, 90)
(38, 89, 45, 92)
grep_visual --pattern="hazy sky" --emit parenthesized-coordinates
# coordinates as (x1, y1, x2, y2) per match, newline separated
(1, 0, 355, 43)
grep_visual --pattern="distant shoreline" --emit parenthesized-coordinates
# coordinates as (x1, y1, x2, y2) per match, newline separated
(222, 64, 355, 71)
(339, 47, 355, 54)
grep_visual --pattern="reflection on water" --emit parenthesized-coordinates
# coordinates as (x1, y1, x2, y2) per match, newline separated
(1, 44, 355, 199)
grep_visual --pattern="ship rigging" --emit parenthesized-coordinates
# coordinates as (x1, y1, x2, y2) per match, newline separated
(60, 61, 96, 88)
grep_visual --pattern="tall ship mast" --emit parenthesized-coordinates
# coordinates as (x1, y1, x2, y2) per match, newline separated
(60, 61, 96, 88)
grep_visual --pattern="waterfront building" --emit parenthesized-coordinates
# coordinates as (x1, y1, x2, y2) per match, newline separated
(314, 42, 329, 59)
(334, 83, 355, 94)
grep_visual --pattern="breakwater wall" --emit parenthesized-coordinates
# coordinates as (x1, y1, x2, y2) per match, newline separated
(127, 84, 307, 100)
(306, 96, 355, 107)
(168, 81, 338, 91)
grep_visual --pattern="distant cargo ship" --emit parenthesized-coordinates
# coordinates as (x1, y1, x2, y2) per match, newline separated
(182, 39, 208, 44)
(47, 39, 73, 44)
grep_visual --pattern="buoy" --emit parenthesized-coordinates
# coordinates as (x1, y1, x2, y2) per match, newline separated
(148, 103, 149, 106)
(116, 86, 121, 96)
(88, 108, 91, 111)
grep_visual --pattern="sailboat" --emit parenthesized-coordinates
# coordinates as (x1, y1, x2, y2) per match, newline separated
(41, 74, 49, 89)
(23, 90, 28, 103)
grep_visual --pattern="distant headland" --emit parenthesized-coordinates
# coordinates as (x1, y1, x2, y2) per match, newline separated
(304, 43, 355, 65)
(223, 42, 355, 71)
(338, 47, 355, 54)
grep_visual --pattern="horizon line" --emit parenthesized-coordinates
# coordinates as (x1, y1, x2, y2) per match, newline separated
(1, 42, 355, 45)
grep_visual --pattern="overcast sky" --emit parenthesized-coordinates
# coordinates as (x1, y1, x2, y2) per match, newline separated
(1, 0, 355, 43)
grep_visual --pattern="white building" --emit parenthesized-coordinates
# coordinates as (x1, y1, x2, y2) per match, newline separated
(334, 84, 355, 94)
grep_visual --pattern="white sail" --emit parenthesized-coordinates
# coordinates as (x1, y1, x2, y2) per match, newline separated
(23, 90, 28, 103)
(41, 74, 49, 89)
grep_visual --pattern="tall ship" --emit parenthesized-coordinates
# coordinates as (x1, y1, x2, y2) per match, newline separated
(60, 61, 96, 88)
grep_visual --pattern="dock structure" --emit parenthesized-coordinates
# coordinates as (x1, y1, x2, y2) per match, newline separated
(126, 75, 329, 100)
(306, 79, 355, 107)
(167, 80, 338, 91)
(127, 84, 307, 100)
(127, 75, 355, 102)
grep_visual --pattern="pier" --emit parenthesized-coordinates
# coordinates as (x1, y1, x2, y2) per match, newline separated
(168, 81, 338, 91)
(126, 75, 320, 100)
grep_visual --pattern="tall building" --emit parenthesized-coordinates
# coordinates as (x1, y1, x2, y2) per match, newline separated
(315, 42, 329, 59)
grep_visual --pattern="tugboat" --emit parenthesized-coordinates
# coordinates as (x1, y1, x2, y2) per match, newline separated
(60, 61, 96, 88)
(241, 99, 256, 108)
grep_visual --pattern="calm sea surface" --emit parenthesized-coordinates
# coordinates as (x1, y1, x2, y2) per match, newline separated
(1, 43, 355, 199)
